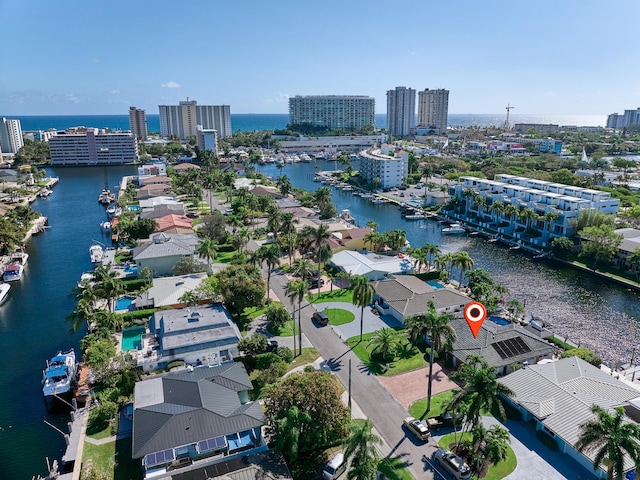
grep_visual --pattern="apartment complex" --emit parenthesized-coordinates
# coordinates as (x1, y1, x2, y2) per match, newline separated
(196, 125, 218, 154)
(607, 108, 640, 130)
(159, 99, 232, 139)
(129, 106, 148, 141)
(358, 145, 409, 189)
(288, 95, 375, 132)
(417, 88, 449, 133)
(0, 118, 24, 154)
(49, 127, 139, 165)
(513, 123, 559, 135)
(451, 174, 619, 241)
(386, 86, 415, 137)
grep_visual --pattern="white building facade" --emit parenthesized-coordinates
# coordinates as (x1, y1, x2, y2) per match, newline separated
(417, 88, 449, 133)
(159, 100, 232, 139)
(49, 127, 139, 165)
(196, 125, 218, 154)
(358, 147, 409, 189)
(288, 95, 375, 132)
(386, 86, 415, 137)
(0, 118, 24, 154)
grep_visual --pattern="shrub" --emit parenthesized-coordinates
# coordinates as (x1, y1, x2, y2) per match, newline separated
(118, 309, 156, 323)
(255, 352, 282, 370)
(560, 347, 602, 367)
(167, 360, 185, 370)
(304, 365, 315, 373)
(276, 346, 294, 364)
(88, 400, 118, 434)
(238, 334, 268, 356)
(254, 362, 287, 390)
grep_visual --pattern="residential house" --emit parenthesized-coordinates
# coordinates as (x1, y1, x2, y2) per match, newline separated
(167, 450, 292, 480)
(132, 232, 199, 276)
(140, 203, 187, 219)
(250, 185, 284, 199)
(141, 175, 173, 187)
(139, 196, 182, 210)
(134, 304, 242, 372)
(448, 317, 554, 375)
(173, 162, 201, 173)
(132, 362, 265, 478)
(328, 227, 372, 253)
(613, 227, 640, 270)
(371, 275, 469, 323)
(329, 251, 414, 281)
(136, 273, 209, 309)
(137, 183, 174, 200)
(154, 214, 194, 235)
(499, 357, 640, 479)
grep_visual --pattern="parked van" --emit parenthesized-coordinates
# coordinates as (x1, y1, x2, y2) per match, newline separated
(322, 452, 346, 480)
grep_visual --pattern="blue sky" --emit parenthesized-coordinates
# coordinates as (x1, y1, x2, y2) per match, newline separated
(1, 0, 638, 115)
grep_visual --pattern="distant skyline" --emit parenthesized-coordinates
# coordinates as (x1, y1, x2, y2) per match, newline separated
(1, 0, 638, 116)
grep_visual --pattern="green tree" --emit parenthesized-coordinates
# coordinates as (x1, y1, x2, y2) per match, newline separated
(214, 264, 266, 315)
(285, 280, 307, 356)
(578, 224, 623, 265)
(343, 419, 381, 480)
(303, 224, 331, 296)
(237, 333, 268, 356)
(196, 237, 218, 273)
(265, 303, 290, 331)
(254, 243, 281, 304)
(272, 405, 311, 462)
(452, 251, 474, 290)
(367, 328, 402, 362)
(172, 256, 208, 275)
(576, 405, 640, 480)
(551, 236, 574, 258)
(560, 347, 602, 367)
(351, 276, 375, 342)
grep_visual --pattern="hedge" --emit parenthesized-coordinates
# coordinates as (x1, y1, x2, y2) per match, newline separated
(117, 308, 156, 323)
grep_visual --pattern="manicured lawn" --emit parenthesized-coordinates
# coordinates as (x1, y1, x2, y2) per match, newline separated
(409, 390, 458, 419)
(268, 319, 295, 337)
(438, 432, 517, 480)
(214, 248, 238, 264)
(326, 308, 355, 325)
(308, 288, 354, 304)
(346, 329, 427, 376)
(86, 424, 113, 440)
(83, 439, 116, 476)
(287, 347, 320, 371)
(377, 457, 415, 480)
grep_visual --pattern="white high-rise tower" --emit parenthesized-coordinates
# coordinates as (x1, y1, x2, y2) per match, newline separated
(417, 88, 449, 134)
(386, 87, 416, 137)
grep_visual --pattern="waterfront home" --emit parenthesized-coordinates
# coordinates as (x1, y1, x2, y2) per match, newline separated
(371, 275, 469, 323)
(329, 251, 413, 281)
(328, 227, 373, 253)
(139, 203, 186, 219)
(448, 317, 554, 375)
(173, 162, 201, 173)
(137, 163, 167, 177)
(134, 304, 242, 372)
(132, 362, 266, 478)
(499, 356, 640, 479)
(132, 232, 200, 276)
(249, 184, 284, 199)
(613, 227, 640, 270)
(138, 196, 182, 209)
(136, 183, 173, 200)
(153, 213, 194, 235)
(135, 273, 209, 309)
(140, 175, 173, 187)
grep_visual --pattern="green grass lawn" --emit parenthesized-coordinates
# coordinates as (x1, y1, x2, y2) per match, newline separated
(438, 432, 517, 480)
(308, 288, 354, 304)
(287, 347, 320, 371)
(214, 248, 238, 264)
(86, 424, 113, 440)
(268, 319, 295, 337)
(325, 308, 355, 325)
(346, 329, 427, 376)
(377, 457, 415, 480)
(409, 390, 458, 419)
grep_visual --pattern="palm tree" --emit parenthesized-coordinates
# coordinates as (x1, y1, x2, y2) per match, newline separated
(488, 200, 504, 223)
(502, 203, 519, 226)
(423, 243, 441, 271)
(461, 188, 476, 217)
(196, 237, 218, 274)
(291, 258, 315, 283)
(368, 328, 402, 362)
(542, 210, 560, 242)
(576, 405, 640, 480)
(452, 251, 474, 290)
(366, 220, 378, 232)
(255, 243, 281, 304)
(342, 420, 381, 480)
(273, 405, 311, 462)
(285, 280, 307, 356)
(351, 276, 375, 342)
(405, 301, 456, 412)
(484, 424, 511, 466)
(519, 207, 537, 231)
(305, 224, 331, 296)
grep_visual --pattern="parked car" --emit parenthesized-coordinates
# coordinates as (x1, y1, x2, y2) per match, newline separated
(322, 452, 346, 480)
(426, 412, 462, 431)
(403, 416, 430, 441)
(434, 449, 471, 480)
(313, 311, 329, 326)
(185, 212, 199, 218)
(266, 340, 279, 352)
(310, 277, 325, 288)
(398, 185, 408, 190)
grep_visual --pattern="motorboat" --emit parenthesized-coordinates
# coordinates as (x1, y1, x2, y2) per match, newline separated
(0, 283, 10, 305)
(3, 263, 23, 282)
(442, 223, 466, 234)
(100, 221, 112, 230)
(42, 349, 77, 397)
(98, 189, 116, 205)
(77, 272, 95, 289)
(89, 244, 104, 264)
(405, 213, 426, 220)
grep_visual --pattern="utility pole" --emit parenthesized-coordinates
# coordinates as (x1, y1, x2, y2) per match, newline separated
(505, 103, 514, 130)
(348, 359, 352, 412)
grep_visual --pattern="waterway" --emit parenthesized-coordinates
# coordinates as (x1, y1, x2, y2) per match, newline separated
(258, 160, 640, 368)
(0, 165, 136, 480)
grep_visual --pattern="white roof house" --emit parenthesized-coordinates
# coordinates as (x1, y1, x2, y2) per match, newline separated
(499, 356, 640, 478)
(135, 273, 208, 309)
(328, 250, 413, 280)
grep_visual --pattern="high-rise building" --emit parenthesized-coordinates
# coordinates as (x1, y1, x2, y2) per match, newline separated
(196, 125, 218, 155)
(158, 100, 232, 140)
(417, 88, 449, 133)
(0, 118, 24, 154)
(129, 107, 148, 141)
(386, 87, 415, 137)
(288, 95, 375, 132)
(49, 127, 138, 165)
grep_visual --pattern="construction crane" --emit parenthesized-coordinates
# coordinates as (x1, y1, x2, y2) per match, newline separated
(505, 103, 514, 130)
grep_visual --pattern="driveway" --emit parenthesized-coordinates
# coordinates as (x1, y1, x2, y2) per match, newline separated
(309, 301, 402, 340)
(378, 364, 458, 409)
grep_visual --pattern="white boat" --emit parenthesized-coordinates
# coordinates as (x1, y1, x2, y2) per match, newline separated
(98, 189, 115, 205)
(442, 223, 466, 234)
(90, 244, 104, 264)
(100, 221, 112, 230)
(77, 272, 95, 289)
(0, 283, 10, 305)
(3, 263, 23, 282)
(405, 213, 426, 220)
(42, 349, 77, 397)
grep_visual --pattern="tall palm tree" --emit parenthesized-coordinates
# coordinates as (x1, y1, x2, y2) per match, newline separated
(423, 243, 441, 271)
(405, 301, 456, 411)
(351, 276, 375, 342)
(542, 210, 560, 241)
(488, 200, 504, 223)
(261, 243, 281, 304)
(502, 203, 519, 226)
(519, 207, 537, 231)
(273, 405, 311, 462)
(461, 188, 476, 217)
(305, 224, 331, 296)
(291, 258, 315, 283)
(368, 328, 402, 362)
(452, 251, 474, 290)
(196, 237, 218, 274)
(342, 420, 381, 480)
(285, 280, 307, 356)
(315, 243, 333, 296)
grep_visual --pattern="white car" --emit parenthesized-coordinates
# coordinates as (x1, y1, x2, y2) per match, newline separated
(434, 449, 471, 480)
(403, 416, 430, 441)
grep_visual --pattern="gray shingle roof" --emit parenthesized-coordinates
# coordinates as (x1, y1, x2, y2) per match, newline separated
(133, 233, 199, 260)
(499, 356, 640, 469)
(132, 362, 264, 458)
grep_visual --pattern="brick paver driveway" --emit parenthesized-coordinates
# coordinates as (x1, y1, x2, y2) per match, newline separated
(378, 363, 458, 409)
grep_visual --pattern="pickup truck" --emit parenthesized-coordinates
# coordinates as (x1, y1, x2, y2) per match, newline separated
(426, 412, 462, 431)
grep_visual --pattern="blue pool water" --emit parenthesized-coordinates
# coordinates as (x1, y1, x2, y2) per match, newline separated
(127, 205, 141, 211)
(115, 296, 135, 311)
(124, 265, 138, 277)
(426, 280, 445, 289)
(489, 316, 510, 326)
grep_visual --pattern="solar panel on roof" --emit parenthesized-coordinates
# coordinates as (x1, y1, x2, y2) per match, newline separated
(144, 449, 175, 468)
(492, 337, 531, 359)
(197, 435, 227, 453)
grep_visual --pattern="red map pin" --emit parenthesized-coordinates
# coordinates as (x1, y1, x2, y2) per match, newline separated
(464, 301, 487, 338)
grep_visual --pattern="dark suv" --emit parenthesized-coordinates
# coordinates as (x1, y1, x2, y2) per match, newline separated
(313, 311, 329, 326)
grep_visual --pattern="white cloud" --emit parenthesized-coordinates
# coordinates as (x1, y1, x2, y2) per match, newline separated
(161, 81, 181, 89)
(263, 92, 290, 104)
(108, 89, 121, 95)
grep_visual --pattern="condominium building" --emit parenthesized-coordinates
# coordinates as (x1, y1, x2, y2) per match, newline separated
(386, 87, 415, 137)
(358, 146, 409, 189)
(288, 95, 375, 132)
(0, 118, 24, 154)
(607, 108, 640, 130)
(129, 106, 148, 141)
(49, 127, 138, 165)
(159, 99, 232, 140)
(417, 88, 449, 133)
(451, 174, 619, 241)
(196, 125, 218, 154)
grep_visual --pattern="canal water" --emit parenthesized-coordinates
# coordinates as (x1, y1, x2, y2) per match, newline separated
(259, 160, 640, 368)
(0, 165, 136, 479)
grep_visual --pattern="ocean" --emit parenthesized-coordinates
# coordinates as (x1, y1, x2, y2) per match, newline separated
(8, 113, 608, 133)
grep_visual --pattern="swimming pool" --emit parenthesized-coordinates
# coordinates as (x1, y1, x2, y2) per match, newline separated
(124, 265, 138, 277)
(127, 205, 141, 212)
(115, 296, 135, 311)
(489, 316, 510, 326)
(426, 280, 445, 289)
(122, 325, 145, 351)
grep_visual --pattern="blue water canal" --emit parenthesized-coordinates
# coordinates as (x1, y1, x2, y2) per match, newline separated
(1, 162, 639, 478)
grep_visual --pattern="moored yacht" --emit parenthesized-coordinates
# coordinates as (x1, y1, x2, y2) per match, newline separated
(42, 349, 77, 398)
(89, 244, 104, 264)
(0, 283, 10, 305)
(442, 223, 466, 234)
